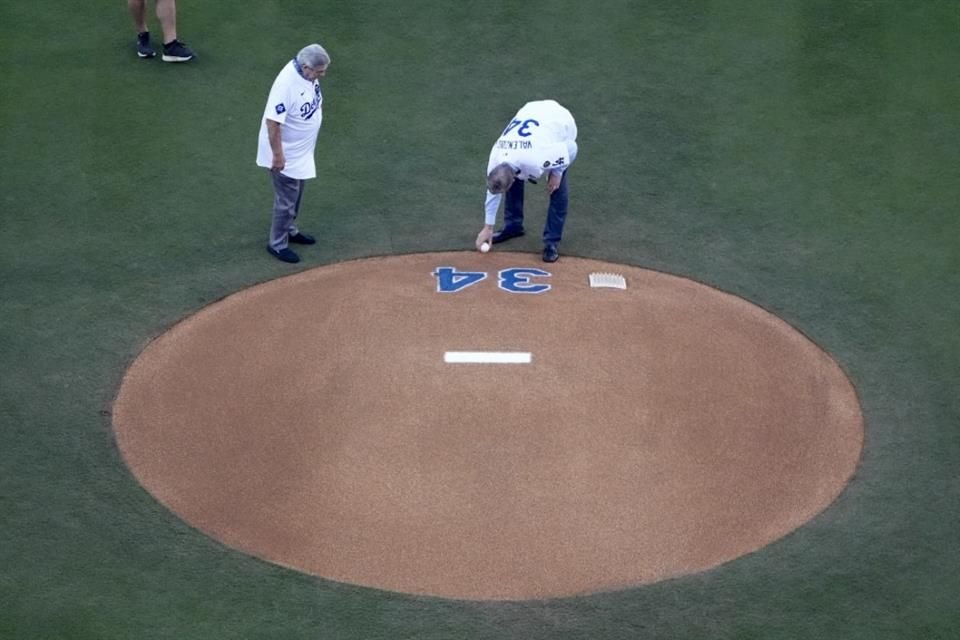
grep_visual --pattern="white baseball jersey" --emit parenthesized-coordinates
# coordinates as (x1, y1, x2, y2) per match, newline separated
(256, 60, 324, 180)
(484, 100, 578, 224)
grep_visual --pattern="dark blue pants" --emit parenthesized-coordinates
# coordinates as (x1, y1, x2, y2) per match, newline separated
(502, 171, 569, 247)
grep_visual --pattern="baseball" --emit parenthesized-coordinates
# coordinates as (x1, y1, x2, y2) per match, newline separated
(480, 242, 491, 253)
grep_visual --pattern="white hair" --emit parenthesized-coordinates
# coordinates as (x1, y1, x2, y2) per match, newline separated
(296, 43, 331, 68)
(486, 163, 516, 194)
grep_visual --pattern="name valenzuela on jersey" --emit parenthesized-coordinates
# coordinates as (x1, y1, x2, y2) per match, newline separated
(496, 139, 534, 150)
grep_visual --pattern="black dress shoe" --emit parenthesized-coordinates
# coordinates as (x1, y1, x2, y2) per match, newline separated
(267, 246, 301, 263)
(542, 245, 559, 263)
(492, 227, 525, 244)
(289, 232, 316, 245)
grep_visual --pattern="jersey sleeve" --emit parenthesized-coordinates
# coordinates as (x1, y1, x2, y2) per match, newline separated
(484, 190, 502, 226)
(263, 76, 293, 125)
(536, 142, 572, 174)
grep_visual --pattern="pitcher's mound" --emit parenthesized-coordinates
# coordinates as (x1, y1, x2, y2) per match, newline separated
(113, 252, 863, 600)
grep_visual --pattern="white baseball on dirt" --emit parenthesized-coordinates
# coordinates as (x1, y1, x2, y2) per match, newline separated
(480, 242, 491, 253)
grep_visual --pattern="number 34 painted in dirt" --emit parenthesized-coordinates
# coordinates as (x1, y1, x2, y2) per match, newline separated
(433, 267, 552, 294)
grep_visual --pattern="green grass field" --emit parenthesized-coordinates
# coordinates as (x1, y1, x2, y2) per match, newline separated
(2, 1, 958, 638)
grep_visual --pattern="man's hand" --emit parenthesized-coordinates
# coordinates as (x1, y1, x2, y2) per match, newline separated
(271, 152, 285, 171)
(547, 172, 562, 194)
(476, 225, 494, 250)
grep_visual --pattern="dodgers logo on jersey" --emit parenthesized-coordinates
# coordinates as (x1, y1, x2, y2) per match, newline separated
(300, 93, 321, 119)
(275, 103, 286, 115)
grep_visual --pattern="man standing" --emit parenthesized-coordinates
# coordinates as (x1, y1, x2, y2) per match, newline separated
(257, 44, 331, 264)
(475, 100, 578, 263)
(128, 0, 195, 62)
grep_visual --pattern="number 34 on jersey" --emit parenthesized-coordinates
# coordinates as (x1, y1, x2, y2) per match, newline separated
(433, 266, 552, 294)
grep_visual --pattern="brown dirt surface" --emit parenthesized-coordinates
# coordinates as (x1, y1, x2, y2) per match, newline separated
(112, 251, 863, 600)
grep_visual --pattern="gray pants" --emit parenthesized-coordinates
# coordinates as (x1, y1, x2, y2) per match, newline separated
(268, 170, 305, 251)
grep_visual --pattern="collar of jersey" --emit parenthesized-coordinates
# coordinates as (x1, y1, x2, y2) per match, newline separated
(292, 58, 310, 80)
